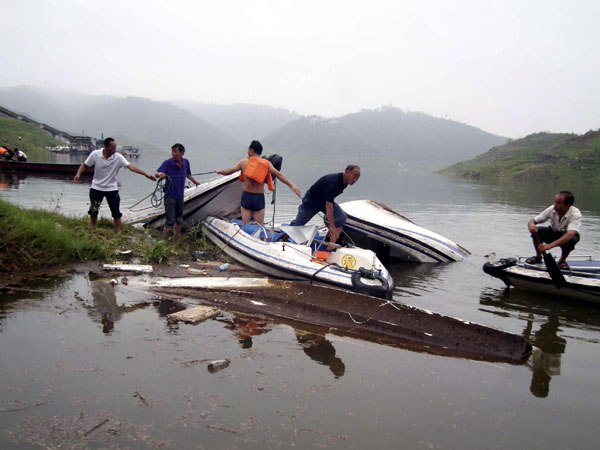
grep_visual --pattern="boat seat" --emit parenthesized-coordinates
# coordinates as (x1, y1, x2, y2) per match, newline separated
(280, 225, 318, 245)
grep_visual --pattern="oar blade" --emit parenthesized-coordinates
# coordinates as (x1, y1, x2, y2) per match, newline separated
(542, 251, 566, 288)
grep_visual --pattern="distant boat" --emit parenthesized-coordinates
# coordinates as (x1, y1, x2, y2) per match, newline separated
(0, 159, 92, 175)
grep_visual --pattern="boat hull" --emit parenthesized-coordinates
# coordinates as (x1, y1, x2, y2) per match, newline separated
(340, 200, 470, 263)
(483, 258, 600, 304)
(122, 174, 242, 228)
(0, 160, 92, 175)
(202, 217, 394, 297)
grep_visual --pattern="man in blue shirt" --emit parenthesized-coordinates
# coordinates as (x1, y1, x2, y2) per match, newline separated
(155, 143, 201, 240)
(291, 165, 361, 245)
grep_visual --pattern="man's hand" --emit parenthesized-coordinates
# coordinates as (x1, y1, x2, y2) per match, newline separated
(538, 243, 552, 252)
(527, 220, 538, 234)
(73, 174, 80, 184)
(329, 225, 340, 244)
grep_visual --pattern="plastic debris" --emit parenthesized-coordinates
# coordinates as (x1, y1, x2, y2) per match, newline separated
(218, 263, 229, 272)
(187, 268, 205, 275)
(207, 359, 230, 373)
(194, 250, 208, 259)
(110, 279, 118, 286)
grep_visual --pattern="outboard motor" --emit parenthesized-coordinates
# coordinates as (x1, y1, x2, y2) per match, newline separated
(266, 153, 283, 171)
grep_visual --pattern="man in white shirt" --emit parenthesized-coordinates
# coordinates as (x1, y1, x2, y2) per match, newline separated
(526, 191, 582, 269)
(74, 137, 155, 233)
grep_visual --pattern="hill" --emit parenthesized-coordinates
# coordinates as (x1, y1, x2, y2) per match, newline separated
(174, 101, 299, 143)
(262, 106, 507, 170)
(0, 116, 62, 155)
(437, 131, 600, 183)
(0, 86, 243, 157)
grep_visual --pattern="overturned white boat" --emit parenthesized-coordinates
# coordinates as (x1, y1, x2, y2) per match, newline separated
(202, 217, 394, 298)
(122, 173, 242, 228)
(340, 200, 470, 263)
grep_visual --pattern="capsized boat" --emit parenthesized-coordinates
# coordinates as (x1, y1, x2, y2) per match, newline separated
(340, 200, 470, 263)
(483, 256, 600, 304)
(122, 173, 242, 228)
(0, 159, 93, 176)
(202, 217, 394, 298)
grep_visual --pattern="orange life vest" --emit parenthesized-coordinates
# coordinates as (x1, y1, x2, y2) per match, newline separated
(239, 157, 275, 191)
(0, 147, 7, 156)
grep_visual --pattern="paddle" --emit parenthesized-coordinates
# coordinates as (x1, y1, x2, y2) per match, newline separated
(531, 232, 566, 288)
(542, 251, 566, 289)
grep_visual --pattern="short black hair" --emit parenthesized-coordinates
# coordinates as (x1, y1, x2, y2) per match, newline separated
(104, 137, 115, 147)
(249, 140, 263, 155)
(171, 143, 185, 153)
(559, 191, 574, 205)
(345, 164, 360, 172)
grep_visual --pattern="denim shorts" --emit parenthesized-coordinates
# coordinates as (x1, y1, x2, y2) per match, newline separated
(537, 226, 580, 252)
(164, 195, 184, 227)
(89, 188, 121, 219)
(290, 200, 347, 227)
(241, 192, 265, 212)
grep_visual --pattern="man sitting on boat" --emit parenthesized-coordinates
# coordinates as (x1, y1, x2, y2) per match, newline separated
(526, 190, 582, 269)
(155, 143, 201, 240)
(15, 148, 27, 162)
(290, 165, 361, 246)
(216, 140, 301, 225)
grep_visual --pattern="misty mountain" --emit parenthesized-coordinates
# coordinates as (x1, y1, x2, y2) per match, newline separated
(0, 86, 243, 157)
(175, 101, 299, 144)
(262, 106, 507, 170)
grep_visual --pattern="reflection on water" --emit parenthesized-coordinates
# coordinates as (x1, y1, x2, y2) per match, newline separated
(295, 330, 346, 378)
(480, 286, 600, 398)
(224, 315, 272, 349)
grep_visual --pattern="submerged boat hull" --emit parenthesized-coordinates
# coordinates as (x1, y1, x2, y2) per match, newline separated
(340, 200, 470, 263)
(0, 160, 92, 175)
(202, 217, 394, 297)
(122, 174, 242, 228)
(483, 258, 600, 304)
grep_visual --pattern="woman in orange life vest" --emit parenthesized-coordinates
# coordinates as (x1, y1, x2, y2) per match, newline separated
(216, 140, 302, 225)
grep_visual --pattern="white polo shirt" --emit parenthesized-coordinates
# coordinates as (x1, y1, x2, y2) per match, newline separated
(85, 150, 130, 191)
(534, 204, 582, 233)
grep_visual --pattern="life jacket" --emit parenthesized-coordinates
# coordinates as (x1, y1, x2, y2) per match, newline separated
(240, 157, 275, 191)
(0, 147, 7, 156)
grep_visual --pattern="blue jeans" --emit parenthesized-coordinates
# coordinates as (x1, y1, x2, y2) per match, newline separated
(290, 201, 347, 227)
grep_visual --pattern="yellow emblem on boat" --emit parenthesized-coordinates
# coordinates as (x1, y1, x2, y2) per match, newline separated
(341, 254, 357, 269)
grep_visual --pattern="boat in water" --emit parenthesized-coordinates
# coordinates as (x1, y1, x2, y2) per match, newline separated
(483, 256, 600, 304)
(0, 159, 92, 176)
(202, 216, 394, 298)
(122, 173, 242, 228)
(340, 200, 470, 263)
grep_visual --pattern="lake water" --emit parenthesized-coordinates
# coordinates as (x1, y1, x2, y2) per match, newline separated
(1, 152, 599, 448)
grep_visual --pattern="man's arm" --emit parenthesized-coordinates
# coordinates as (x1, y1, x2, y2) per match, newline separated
(325, 201, 340, 243)
(216, 160, 244, 176)
(73, 163, 89, 184)
(187, 174, 201, 186)
(538, 230, 576, 252)
(127, 164, 156, 181)
(527, 218, 539, 234)
(269, 164, 302, 197)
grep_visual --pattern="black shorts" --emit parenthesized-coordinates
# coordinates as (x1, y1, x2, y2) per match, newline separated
(89, 188, 122, 219)
(537, 226, 580, 252)
(241, 192, 265, 212)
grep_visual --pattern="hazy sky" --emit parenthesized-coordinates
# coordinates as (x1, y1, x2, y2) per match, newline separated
(1, 0, 598, 137)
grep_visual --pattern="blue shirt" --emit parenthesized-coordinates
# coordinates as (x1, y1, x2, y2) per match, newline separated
(156, 158, 192, 200)
(303, 172, 346, 206)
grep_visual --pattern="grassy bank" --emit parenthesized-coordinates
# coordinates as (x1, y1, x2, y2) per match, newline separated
(0, 199, 211, 273)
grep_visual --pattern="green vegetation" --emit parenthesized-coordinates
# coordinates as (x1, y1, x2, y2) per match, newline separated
(0, 199, 215, 273)
(0, 117, 63, 154)
(437, 131, 600, 184)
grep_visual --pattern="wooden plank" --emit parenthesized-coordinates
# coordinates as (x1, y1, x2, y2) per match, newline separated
(168, 305, 220, 323)
(103, 264, 153, 273)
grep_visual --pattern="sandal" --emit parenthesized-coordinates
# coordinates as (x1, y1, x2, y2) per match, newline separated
(525, 256, 542, 264)
(559, 262, 570, 270)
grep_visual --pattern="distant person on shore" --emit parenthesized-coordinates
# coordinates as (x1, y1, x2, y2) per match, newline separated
(290, 165, 361, 245)
(155, 143, 201, 240)
(74, 137, 156, 233)
(15, 148, 27, 162)
(216, 140, 301, 225)
(526, 191, 582, 269)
